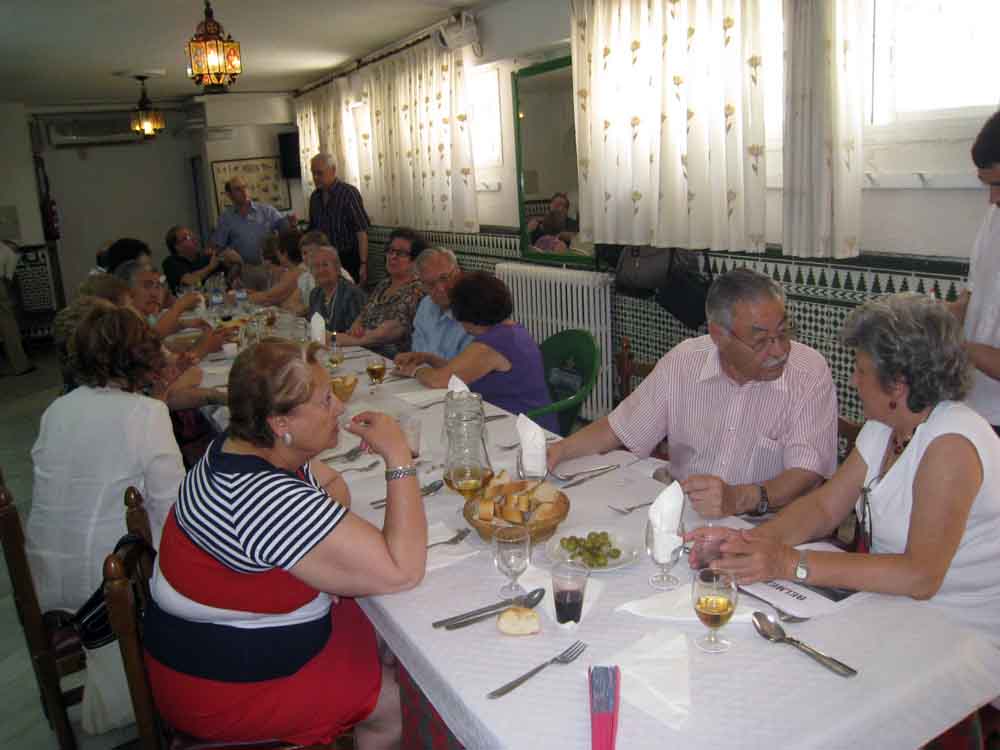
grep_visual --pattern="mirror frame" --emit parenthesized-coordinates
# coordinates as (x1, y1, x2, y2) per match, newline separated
(512, 56, 594, 268)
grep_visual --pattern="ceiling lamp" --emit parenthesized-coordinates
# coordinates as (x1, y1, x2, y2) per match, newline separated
(130, 76, 166, 139)
(186, 0, 242, 93)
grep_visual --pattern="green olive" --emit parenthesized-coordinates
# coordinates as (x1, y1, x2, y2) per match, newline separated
(609, 547, 622, 559)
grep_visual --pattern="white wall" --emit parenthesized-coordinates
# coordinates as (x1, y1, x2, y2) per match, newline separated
(42, 112, 198, 299)
(0, 102, 45, 245)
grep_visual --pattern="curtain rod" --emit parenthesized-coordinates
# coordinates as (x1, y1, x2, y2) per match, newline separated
(295, 33, 436, 98)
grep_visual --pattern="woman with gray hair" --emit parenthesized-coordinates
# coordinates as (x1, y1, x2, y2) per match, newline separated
(689, 292, 1000, 644)
(306, 245, 367, 335)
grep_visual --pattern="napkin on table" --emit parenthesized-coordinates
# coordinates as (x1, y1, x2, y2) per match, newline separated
(309, 312, 326, 344)
(616, 586, 755, 624)
(516, 414, 547, 478)
(425, 522, 479, 572)
(648, 481, 684, 560)
(607, 629, 690, 730)
(518, 564, 604, 629)
(447, 375, 470, 392)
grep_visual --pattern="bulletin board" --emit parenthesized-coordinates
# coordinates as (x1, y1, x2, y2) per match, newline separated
(211, 156, 291, 215)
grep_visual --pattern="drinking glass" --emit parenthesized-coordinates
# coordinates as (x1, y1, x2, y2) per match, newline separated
(691, 568, 738, 653)
(494, 526, 530, 597)
(644, 520, 681, 591)
(366, 356, 387, 394)
(551, 561, 589, 624)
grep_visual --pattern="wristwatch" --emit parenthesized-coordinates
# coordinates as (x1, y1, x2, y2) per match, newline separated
(385, 465, 417, 481)
(749, 484, 770, 516)
(794, 550, 810, 581)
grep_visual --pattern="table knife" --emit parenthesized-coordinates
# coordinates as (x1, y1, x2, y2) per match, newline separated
(484, 414, 510, 423)
(562, 464, 619, 489)
(432, 588, 545, 629)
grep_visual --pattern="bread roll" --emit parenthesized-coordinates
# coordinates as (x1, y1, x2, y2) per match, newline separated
(514, 493, 532, 512)
(483, 470, 510, 500)
(531, 482, 559, 505)
(477, 499, 495, 521)
(532, 502, 561, 522)
(500, 504, 524, 524)
(497, 606, 540, 635)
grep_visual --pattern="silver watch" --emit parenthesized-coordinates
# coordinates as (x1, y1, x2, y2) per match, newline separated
(384, 465, 417, 481)
(794, 550, 809, 581)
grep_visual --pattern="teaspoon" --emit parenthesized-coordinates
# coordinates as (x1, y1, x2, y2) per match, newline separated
(752, 611, 857, 677)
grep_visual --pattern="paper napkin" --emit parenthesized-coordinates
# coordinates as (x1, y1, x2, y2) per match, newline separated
(609, 629, 690, 730)
(310, 312, 326, 344)
(516, 414, 547, 478)
(648, 481, 684, 559)
(447, 375, 470, 392)
(616, 586, 755, 624)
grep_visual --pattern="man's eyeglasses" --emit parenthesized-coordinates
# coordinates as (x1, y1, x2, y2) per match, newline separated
(722, 320, 797, 354)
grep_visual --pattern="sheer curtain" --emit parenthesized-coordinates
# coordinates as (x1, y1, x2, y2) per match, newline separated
(294, 80, 351, 198)
(782, 0, 864, 259)
(359, 43, 479, 232)
(571, 0, 767, 251)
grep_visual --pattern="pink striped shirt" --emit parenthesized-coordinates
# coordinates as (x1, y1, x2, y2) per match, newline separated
(609, 336, 838, 484)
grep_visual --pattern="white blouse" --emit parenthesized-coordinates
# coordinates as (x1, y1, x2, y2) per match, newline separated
(855, 401, 1000, 643)
(26, 386, 184, 612)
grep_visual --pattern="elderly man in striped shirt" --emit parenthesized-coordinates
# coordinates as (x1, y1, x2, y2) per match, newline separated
(548, 268, 838, 519)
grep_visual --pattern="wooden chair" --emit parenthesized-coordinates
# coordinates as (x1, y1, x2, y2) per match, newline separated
(615, 336, 656, 400)
(838, 416, 862, 460)
(109, 488, 350, 750)
(0, 471, 86, 750)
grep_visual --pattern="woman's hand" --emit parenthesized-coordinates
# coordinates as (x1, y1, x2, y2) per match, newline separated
(345, 411, 411, 465)
(708, 528, 797, 585)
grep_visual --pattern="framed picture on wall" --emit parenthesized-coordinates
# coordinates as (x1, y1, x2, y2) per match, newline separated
(211, 156, 291, 215)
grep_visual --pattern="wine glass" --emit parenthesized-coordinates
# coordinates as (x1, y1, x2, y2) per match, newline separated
(494, 526, 530, 597)
(644, 520, 681, 590)
(366, 356, 387, 394)
(691, 568, 738, 653)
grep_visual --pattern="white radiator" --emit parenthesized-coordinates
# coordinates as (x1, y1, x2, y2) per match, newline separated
(495, 262, 614, 421)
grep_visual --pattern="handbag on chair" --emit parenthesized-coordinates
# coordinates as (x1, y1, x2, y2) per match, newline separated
(654, 249, 713, 330)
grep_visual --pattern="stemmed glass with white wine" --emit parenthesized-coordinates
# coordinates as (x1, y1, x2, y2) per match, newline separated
(494, 526, 530, 597)
(365, 356, 387, 394)
(691, 568, 738, 653)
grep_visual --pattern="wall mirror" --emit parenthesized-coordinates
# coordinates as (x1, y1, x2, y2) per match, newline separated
(512, 56, 593, 264)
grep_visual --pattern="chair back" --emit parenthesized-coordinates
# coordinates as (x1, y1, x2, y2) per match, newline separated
(528, 329, 601, 436)
(615, 336, 656, 400)
(0, 473, 84, 750)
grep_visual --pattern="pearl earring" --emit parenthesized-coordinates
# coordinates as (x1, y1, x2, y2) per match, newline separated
(282, 432, 294, 446)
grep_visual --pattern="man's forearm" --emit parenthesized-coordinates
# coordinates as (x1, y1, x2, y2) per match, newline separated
(555, 416, 623, 461)
(966, 341, 1000, 380)
(729, 468, 824, 515)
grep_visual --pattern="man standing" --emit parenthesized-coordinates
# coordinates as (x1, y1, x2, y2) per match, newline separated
(0, 239, 33, 376)
(547, 269, 838, 519)
(162, 226, 241, 295)
(950, 110, 1000, 434)
(209, 177, 292, 290)
(308, 153, 370, 285)
(395, 247, 471, 364)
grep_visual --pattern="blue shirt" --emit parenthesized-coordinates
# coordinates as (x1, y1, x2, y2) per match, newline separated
(210, 201, 288, 265)
(410, 296, 473, 360)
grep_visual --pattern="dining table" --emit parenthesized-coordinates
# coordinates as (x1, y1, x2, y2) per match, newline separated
(206, 343, 1000, 749)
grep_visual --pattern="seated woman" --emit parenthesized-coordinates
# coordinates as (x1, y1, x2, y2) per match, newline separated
(532, 210, 570, 253)
(335, 228, 424, 358)
(396, 272, 558, 433)
(306, 245, 367, 335)
(144, 340, 426, 748)
(249, 229, 307, 315)
(26, 305, 185, 733)
(690, 293, 1000, 643)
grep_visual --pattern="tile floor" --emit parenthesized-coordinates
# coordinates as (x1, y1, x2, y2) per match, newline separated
(0, 342, 137, 749)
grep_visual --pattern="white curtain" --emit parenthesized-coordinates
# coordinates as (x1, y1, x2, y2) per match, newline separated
(571, 0, 767, 251)
(294, 80, 350, 198)
(359, 43, 479, 232)
(782, 0, 864, 259)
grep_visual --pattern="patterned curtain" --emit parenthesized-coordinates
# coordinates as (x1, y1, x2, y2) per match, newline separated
(782, 0, 864, 259)
(571, 0, 767, 252)
(359, 42, 479, 232)
(294, 80, 350, 198)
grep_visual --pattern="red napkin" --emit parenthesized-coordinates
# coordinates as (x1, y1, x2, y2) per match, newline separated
(589, 665, 620, 750)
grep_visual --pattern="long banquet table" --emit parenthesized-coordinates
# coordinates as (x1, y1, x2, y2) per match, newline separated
(210, 346, 1000, 749)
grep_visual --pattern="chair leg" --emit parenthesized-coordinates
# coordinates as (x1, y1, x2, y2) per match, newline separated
(34, 653, 77, 750)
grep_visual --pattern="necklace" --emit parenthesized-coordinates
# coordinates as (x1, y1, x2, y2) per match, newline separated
(891, 432, 912, 455)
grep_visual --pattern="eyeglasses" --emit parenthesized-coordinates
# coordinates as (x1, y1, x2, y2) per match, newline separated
(386, 249, 411, 259)
(722, 320, 797, 354)
(857, 475, 879, 553)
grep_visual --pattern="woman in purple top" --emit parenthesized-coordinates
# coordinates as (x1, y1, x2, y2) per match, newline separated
(397, 272, 558, 433)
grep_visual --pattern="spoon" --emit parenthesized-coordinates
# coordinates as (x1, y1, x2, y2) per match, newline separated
(443, 587, 547, 630)
(751, 612, 858, 677)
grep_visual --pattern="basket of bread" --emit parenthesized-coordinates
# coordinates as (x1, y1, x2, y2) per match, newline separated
(462, 471, 570, 544)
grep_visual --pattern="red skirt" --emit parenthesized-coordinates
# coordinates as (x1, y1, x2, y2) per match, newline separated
(145, 598, 381, 746)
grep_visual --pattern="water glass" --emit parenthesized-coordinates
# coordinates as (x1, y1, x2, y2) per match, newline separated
(494, 526, 530, 597)
(644, 520, 681, 591)
(691, 568, 738, 653)
(551, 561, 589, 624)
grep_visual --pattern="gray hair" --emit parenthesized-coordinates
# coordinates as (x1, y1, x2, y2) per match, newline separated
(705, 268, 786, 329)
(309, 244, 342, 272)
(415, 246, 458, 273)
(840, 292, 971, 413)
(115, 259, 147, 286)
(311, 152, 336, 169)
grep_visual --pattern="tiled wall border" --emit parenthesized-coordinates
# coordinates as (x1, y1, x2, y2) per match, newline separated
(367, 226, 968, 422)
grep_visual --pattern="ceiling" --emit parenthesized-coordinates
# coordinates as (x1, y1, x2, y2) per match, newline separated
(0, 0, 481, 108)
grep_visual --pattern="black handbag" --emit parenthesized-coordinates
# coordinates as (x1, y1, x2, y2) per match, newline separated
(655, 249, 713, 330)
(614, 247, 672, 295)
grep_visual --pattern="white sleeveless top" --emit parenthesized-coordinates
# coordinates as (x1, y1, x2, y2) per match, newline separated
(855, 401, 1000, 643)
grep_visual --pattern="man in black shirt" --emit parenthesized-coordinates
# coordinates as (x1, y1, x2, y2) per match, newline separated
(308, 153, 371, 286)
(162, 226, 240, 295)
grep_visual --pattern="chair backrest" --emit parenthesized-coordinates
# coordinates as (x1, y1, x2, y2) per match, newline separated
(125, 486, 154, 546)
(615, 336, 656, 400)
(536, 329, 601, 436)
(0, 480, 49, 663)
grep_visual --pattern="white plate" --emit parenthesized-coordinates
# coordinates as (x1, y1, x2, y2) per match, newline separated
(545, 525, 640, 573)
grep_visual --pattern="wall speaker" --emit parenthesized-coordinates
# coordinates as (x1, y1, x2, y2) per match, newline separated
(278, 132, 301, 179)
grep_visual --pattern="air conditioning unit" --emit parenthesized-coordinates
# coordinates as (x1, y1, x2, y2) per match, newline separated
(436, 12, 478, 50)
(46, 115, 143, 147)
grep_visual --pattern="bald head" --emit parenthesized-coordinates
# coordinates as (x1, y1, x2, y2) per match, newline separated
(310, 153, 337, 190)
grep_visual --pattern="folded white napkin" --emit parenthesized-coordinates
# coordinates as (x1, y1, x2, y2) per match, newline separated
(609, 630, 690, 729)
(199, 363, 230, 389)
(518, 564, 604, 629)
(648, 481, 684, 559)
(617, 585, 755, 624)
(397, 389, 449, 407)
(516, 414, 547, 478)
(426, 522, 479, 572)
(447, 375, 470, 392)
(310, 312, 326, 344)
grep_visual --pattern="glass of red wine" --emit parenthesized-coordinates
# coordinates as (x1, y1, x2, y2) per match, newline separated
(551, 561, 589, 624)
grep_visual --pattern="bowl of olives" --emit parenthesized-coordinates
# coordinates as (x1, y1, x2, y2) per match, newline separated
(545, 527, 640, 572)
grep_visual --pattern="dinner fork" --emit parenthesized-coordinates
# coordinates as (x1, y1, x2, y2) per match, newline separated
(487, 641, 588, 699)
(738, 588, 810, 624)
(416, 399, 446, 410)
(426, 528, 471, 550)
(340, 460, 380, 475)
(550, 464, 617, 482)
(607, 500, 654, 515)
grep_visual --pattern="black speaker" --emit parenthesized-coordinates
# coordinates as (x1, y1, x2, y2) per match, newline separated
(278, 132, 301, 179)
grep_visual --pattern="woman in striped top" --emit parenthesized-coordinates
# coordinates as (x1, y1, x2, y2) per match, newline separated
(144, 340, 426, 748)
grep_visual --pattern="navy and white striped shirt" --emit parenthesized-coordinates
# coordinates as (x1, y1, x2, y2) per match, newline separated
(175, 437, 347, 573)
